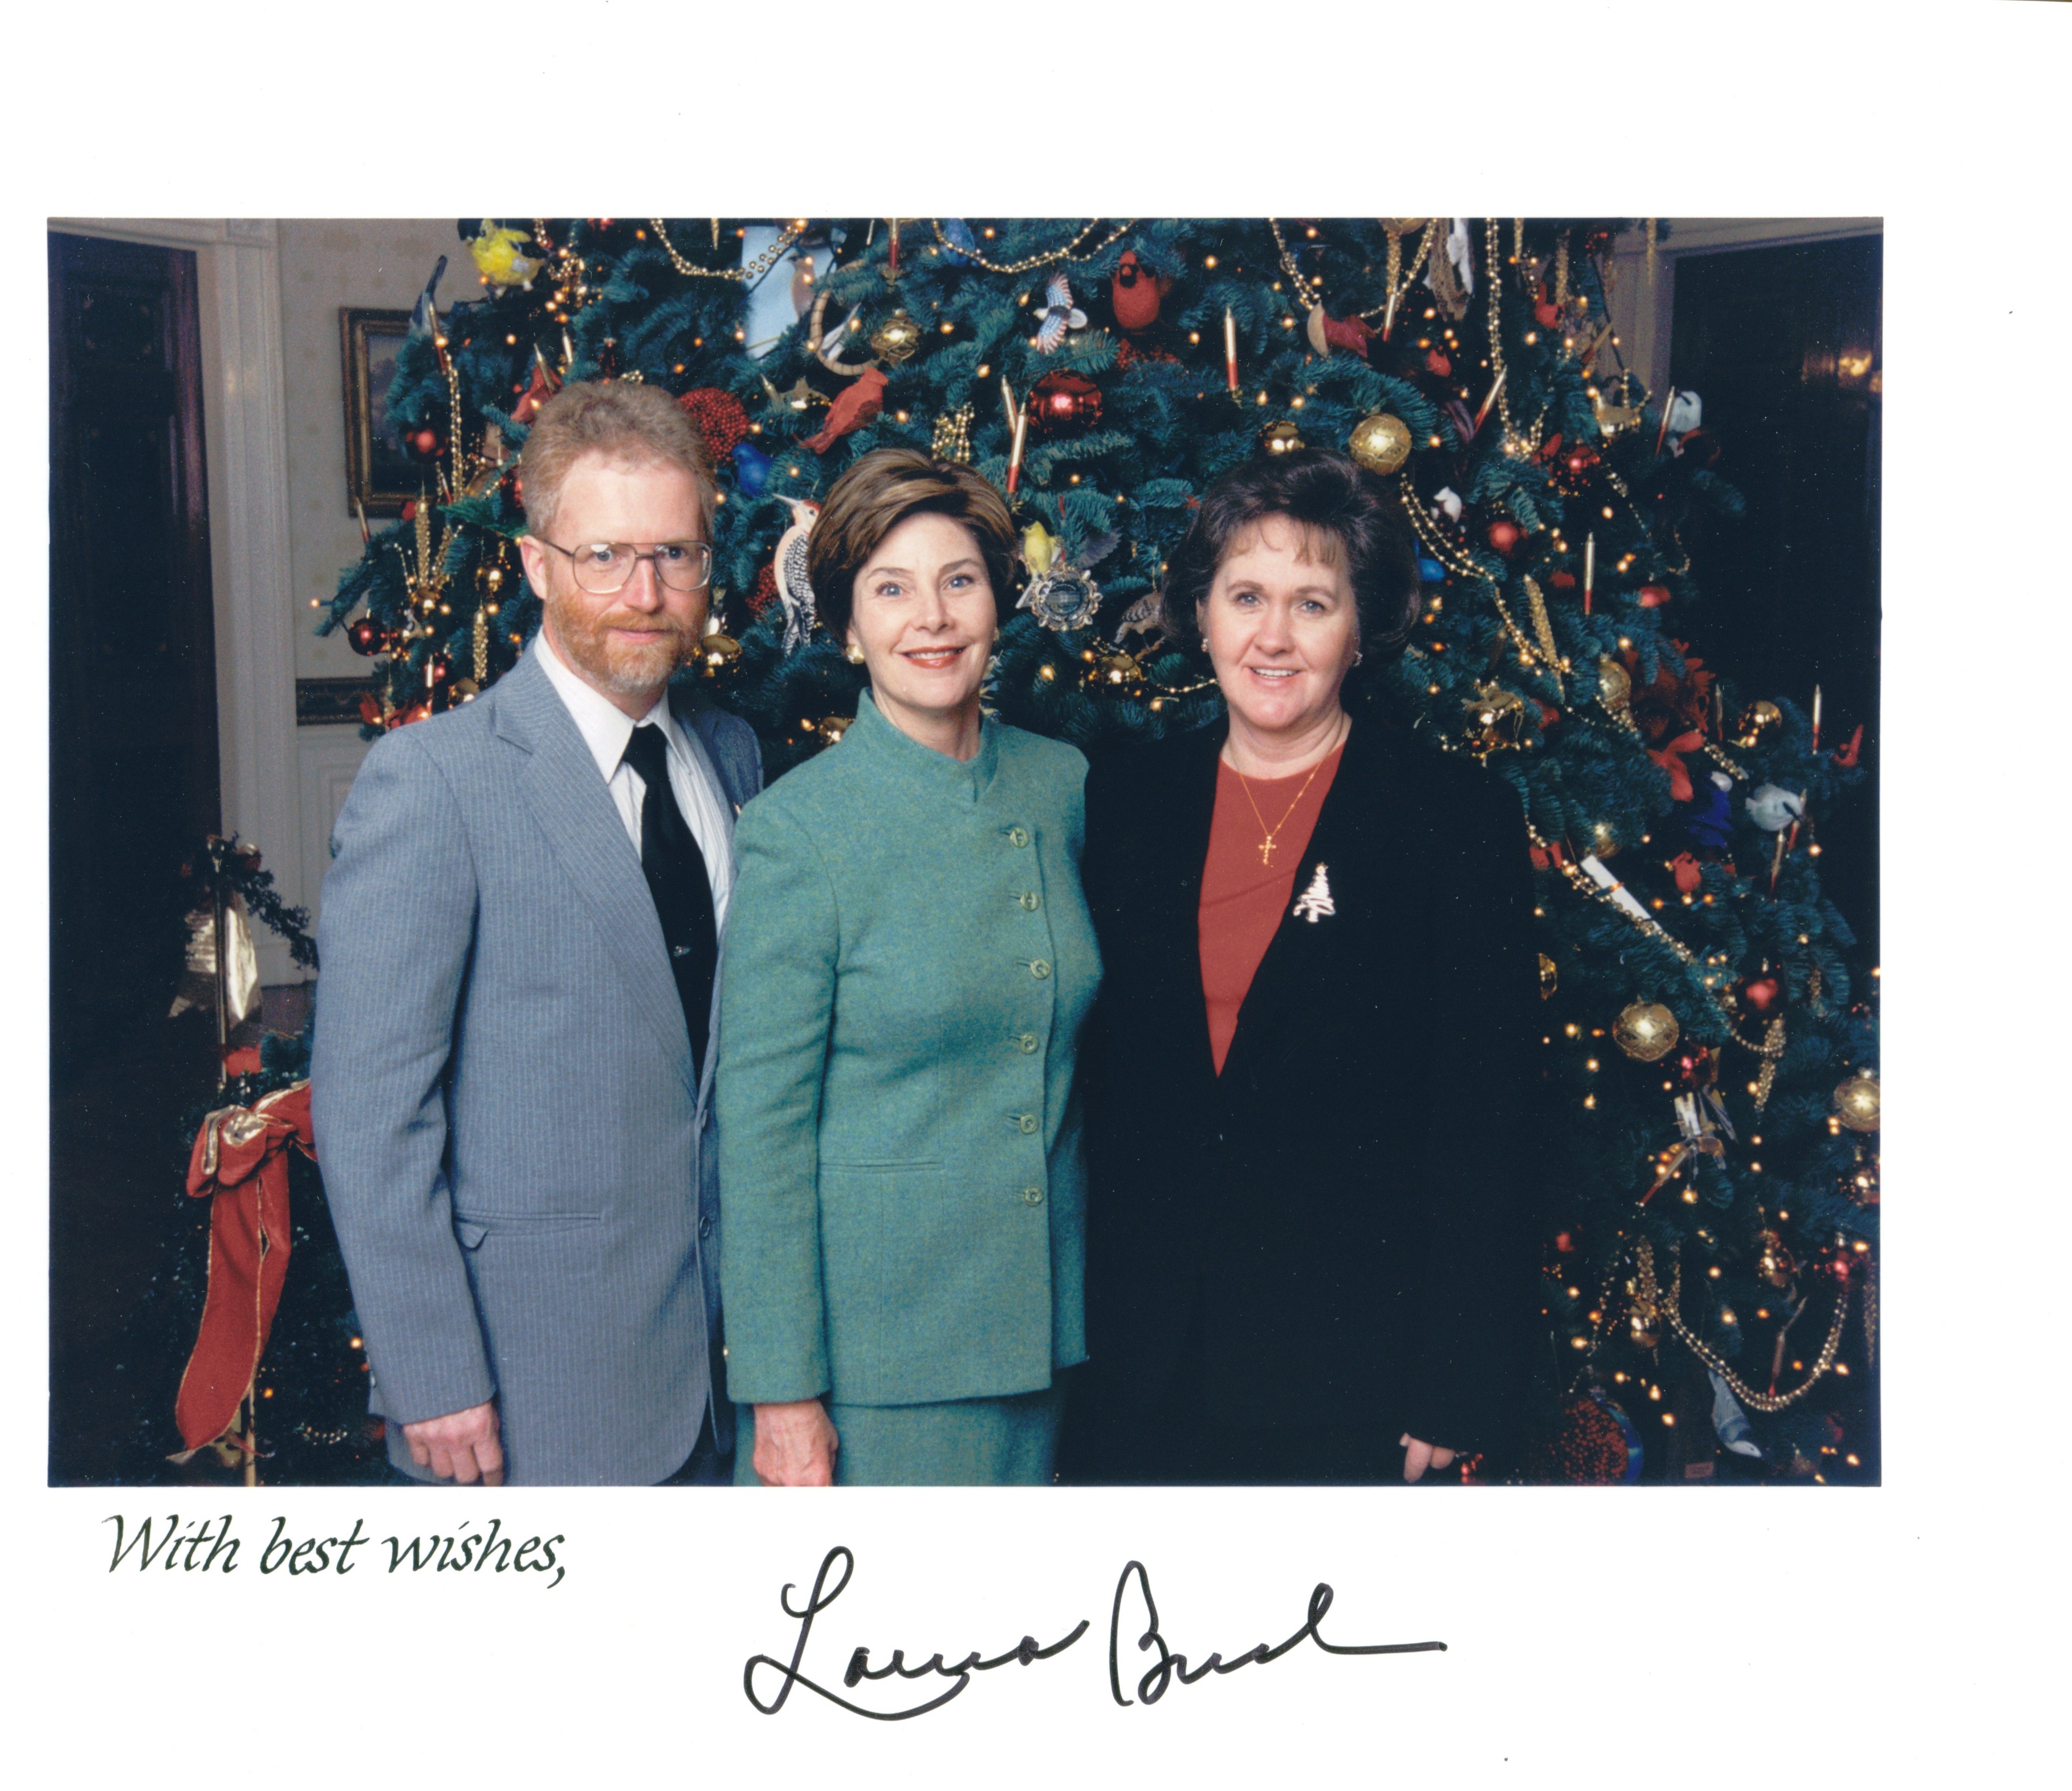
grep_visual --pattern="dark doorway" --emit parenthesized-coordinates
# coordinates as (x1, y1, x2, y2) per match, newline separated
(49, 230, 224, 1481)
(1668, 232, 1881, 958)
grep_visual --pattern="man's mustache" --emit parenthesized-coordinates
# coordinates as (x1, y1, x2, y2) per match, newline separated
(594, 612, 691, 641)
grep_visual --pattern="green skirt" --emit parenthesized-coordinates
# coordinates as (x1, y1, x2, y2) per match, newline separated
(734, 1383, 1063, 1487)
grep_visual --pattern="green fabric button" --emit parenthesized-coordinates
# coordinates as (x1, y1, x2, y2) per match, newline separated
(1017, 1032, 1040, 1054)
(1030, 959, 1051, 979)
(1017, 1113, 1040, 1134)
(1007, 826, 1031, 848)
(1022, 1186, 1044, 1206)
(1019, 890, 1040, 911)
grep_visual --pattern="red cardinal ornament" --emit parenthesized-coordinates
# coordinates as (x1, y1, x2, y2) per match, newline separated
(801, 366, 888, 455)
(1110, 250, 1169, 332)
(1324, 312, 1373, 356)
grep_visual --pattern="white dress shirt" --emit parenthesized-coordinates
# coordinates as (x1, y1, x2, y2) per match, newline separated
(532, 629, 734, 929)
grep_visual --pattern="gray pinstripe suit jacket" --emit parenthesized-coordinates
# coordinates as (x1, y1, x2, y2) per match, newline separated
(311, 646, 762, 1485)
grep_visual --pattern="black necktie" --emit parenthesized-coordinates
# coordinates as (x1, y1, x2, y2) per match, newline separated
(620, 722, 719, 1082)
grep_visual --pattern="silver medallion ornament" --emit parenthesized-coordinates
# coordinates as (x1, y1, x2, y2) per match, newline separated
(1017, 522, 1102, 633)
(1292, 862, 1336, 923)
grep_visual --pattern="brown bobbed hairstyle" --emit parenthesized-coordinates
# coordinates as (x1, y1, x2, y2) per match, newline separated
(519, 379, 717, 542)
(1159, 449, 1421, 668)
(807, 448, 1019, 641)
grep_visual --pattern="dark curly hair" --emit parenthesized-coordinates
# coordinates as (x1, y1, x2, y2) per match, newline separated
(1159, 449, 1420, 666)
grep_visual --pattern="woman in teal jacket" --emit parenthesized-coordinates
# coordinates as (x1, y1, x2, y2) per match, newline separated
(718, 449, 1099, 1485)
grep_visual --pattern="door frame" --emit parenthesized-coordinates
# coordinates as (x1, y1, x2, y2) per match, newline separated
(48, 217, 302, 984)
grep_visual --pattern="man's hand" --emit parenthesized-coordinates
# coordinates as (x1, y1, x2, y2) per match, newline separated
(404, 1401, 505, 1485)
(1399, 1432, 1458, 1484)
(752, 1399, 839, 1486)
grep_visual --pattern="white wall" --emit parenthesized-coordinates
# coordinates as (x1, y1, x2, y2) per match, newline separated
(279, 219, 463, 680)
(278, 221, 464, 963)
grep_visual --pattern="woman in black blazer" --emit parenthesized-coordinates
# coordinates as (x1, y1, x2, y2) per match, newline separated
(1060, 450, 1541, 1485)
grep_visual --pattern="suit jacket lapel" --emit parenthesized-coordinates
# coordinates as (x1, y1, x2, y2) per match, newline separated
(496, 652, 697, 1098)
(1161, 726, 1226, 1097)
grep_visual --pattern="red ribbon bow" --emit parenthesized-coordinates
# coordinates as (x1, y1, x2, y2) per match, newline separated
(172, 1080, 315, 1458)
(1648, 728, 1705, 804)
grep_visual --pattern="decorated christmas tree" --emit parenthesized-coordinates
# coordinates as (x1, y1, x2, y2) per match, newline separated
(300, 215, 1877, 1484)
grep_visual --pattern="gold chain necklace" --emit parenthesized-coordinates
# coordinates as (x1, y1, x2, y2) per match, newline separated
(1227, 718, 1345, 868)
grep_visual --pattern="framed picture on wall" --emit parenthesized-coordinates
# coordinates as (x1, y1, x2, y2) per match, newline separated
(340, 306, 415, 516)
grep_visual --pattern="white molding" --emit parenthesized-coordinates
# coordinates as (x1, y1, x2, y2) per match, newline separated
(52, 217, 304, 983)
(297, 728, 373, 948)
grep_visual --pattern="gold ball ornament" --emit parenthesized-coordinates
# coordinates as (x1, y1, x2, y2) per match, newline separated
(1262, 419, 1306, 455)
(1613, 1001, 1680, 1063)
(1347, 412, 1413, 477)
(1596, 657, 1632, 711)
(1096, 651, 1145, 689)
(1627, 1301, 1663, 1350)
(1378, 217, 1430, 235)
(1538, 953, 1558, 1000)
(868, 308, 923, 365)
(806, 713, 854, 746)
(1833, 1073, 1881, 1133)
(698, 632, 742, 671)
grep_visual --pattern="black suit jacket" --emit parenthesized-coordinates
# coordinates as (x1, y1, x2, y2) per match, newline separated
(1066, 713, 1542, 1477)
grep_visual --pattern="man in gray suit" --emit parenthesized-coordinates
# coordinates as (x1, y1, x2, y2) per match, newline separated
(313, 380, 762, 1485)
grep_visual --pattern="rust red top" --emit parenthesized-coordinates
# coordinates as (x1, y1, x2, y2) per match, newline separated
(1198, 745, 1344, 1073)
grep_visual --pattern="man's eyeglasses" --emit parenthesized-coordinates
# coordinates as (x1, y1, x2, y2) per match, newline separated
(536, 538, 713, 595)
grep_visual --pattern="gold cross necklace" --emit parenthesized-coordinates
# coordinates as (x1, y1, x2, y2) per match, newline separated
(1228, 716, 1347, 868)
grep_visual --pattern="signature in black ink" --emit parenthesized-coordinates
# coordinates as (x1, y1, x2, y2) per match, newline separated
(744, 1546, 1090, 1720)
(1106, 1559, 1444, 1707)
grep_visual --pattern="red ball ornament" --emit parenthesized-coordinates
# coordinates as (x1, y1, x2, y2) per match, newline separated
(1534, 299, 1561, 329)
(1426, 348, 1451, 377)
(677, 386, 751, 465)
(428, 654, 454, 687)
(1741, 975, 1780, 1012)
(1638, 583, 1672, 608)
(1564, 446, 1600, 477)
(1486, 519, 1523, 557)
(1550, 571, 1577, 591)
(346, 617, 392, 657)
(400, 421, 447, 465)
(1028, 369, 1103, 438)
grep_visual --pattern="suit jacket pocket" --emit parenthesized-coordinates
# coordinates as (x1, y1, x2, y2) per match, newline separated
(451, 1209, 605, 1251)
(817, 1162, 951, 1390)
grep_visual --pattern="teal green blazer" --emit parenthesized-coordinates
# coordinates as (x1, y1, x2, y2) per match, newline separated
(717, 690, 1100, 1409)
